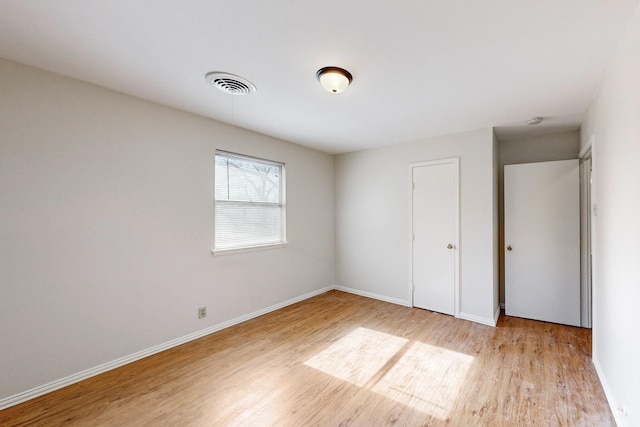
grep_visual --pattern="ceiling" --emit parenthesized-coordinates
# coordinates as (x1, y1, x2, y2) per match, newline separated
(1, 1, 638, 154)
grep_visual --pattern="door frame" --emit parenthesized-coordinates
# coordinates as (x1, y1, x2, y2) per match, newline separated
(409, 157, 460, 316)
(504, 159, 581, 326)
(579, 136, 595, 328)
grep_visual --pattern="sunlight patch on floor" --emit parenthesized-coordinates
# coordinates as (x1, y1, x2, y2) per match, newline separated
(214, 373, 285, 427)
(371, 341, 474, 420)
(304, 327, 474, 420)
(304, 327, 408, 387)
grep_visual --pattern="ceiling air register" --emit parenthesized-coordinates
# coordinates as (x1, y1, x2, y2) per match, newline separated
(205, 72, 256, 95)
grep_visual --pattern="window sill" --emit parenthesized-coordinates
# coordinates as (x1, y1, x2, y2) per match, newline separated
(211, 242, 288, 256)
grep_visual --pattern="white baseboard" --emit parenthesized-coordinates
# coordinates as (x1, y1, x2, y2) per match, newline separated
(334, 285, 498, 327)
(0, 286, 334, 411)
(333, 285, 411, 307)
(457, 312, 497, 327)
(494, 305, 501, 325)
(593, 357, 627, 427)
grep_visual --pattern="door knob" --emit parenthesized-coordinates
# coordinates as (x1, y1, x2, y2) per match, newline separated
(506, 245, 512, 251)
(447, 244, 454, 249)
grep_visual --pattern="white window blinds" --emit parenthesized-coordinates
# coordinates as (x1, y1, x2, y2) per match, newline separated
(215, 151, 286, 251)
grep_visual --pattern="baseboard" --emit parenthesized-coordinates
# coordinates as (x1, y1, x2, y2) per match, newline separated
(457, 312, 497, 327)
(593, 357, 627, 427)
(334, 286, 498, 327)
(333, 285, 411, 307)
(0, 285, 334, 411)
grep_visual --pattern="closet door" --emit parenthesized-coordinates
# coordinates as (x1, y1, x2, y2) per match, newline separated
(412, 158, 458, 316)
(504, 160, 580, 326)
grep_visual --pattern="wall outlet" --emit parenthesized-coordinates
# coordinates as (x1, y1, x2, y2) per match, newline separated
(198, 306, 207, 319)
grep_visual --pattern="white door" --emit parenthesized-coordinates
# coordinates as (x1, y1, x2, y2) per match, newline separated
(504, 159, 580, 326)
(412, 159, 458, 316)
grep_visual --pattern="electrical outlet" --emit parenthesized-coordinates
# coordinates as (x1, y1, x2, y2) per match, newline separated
(198, 306, 207, 319)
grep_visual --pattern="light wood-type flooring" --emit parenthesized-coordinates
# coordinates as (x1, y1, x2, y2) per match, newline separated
(0, 290, 614, 426)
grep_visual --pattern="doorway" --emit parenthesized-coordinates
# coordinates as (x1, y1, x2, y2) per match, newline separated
(410, 158, 459, 316)
(580, 150, 593, 328)
(504, 159, 581, 326)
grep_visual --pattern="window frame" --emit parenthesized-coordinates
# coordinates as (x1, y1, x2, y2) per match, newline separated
(212, 150, 287, 255)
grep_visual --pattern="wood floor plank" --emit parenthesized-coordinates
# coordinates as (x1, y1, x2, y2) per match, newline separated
(0, 291, 614, 426)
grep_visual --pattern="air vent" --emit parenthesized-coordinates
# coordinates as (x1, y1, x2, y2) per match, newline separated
(205, 72, 256, 95)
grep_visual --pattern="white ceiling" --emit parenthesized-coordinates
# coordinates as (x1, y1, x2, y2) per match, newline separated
(1, 1, 638, 154)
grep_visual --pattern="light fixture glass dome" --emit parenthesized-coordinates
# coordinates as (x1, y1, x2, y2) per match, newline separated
(316, 67, 353, 94)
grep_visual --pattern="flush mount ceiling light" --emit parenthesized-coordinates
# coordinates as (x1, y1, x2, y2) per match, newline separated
(527, 116, 544, 125)
(205, 72, 256, 95)
(316, 66, 353, 94)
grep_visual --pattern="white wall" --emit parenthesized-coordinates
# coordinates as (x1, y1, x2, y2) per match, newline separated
(497, 131, 580, 305)
(0, 59, 335, 403)
(499, 130, 580, 164)
(580, 6, 640, 426)
(335, 128, 498, 325)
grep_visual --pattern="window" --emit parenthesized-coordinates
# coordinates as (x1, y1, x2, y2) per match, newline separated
(214, 151, 286, 252)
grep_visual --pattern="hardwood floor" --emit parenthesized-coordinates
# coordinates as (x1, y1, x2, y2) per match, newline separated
(0, 290, 614, 426)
